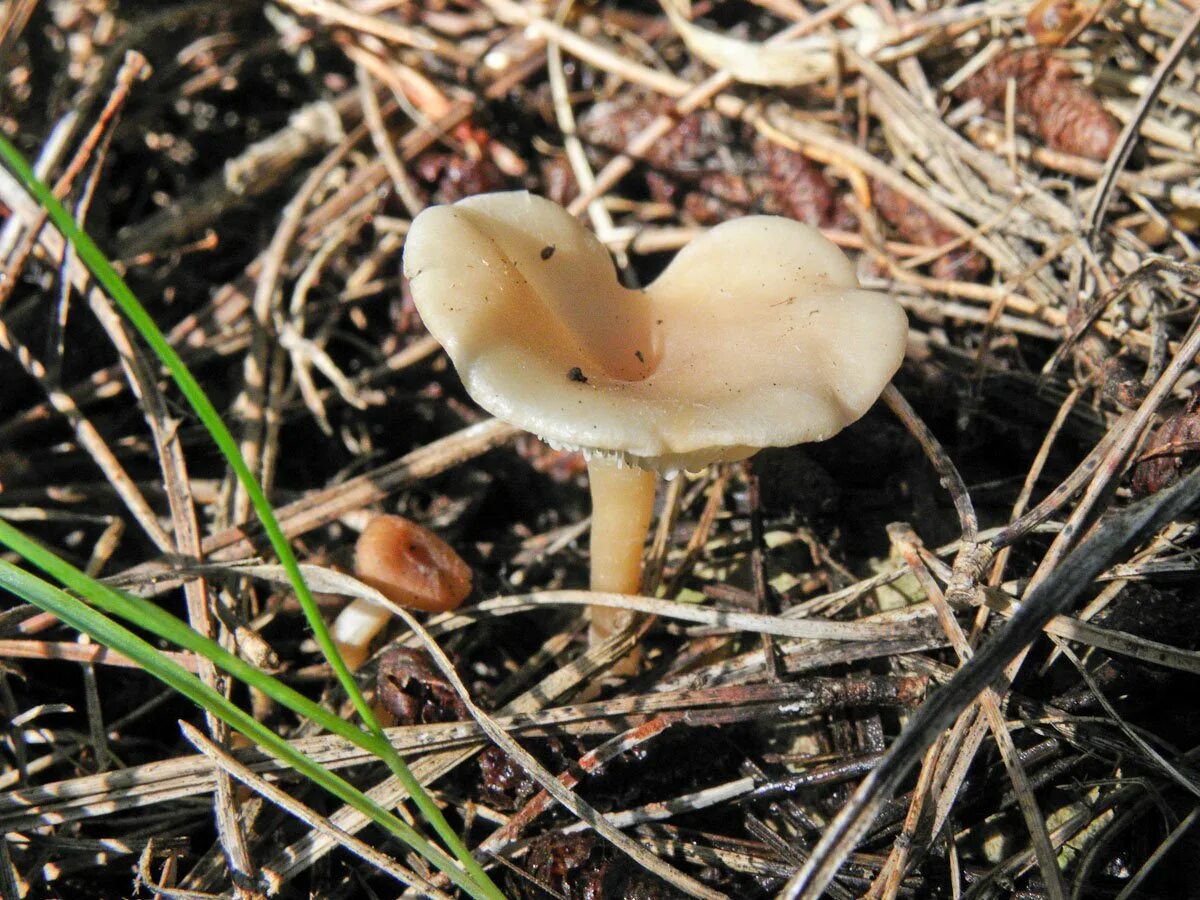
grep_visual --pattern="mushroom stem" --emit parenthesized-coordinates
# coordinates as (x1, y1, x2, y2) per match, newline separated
(331, 598, 391, 671)
(586, 457, 656, 665)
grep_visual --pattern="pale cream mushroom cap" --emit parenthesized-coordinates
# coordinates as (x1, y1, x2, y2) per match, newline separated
(403, 191, 907, 474)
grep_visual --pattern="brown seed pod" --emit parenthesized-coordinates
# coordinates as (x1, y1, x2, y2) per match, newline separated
(751, 134, 839, 228)
(1132, 398, 1200, 498)
(957, 49, 1120, 161)
(869, 179, 987, 281)
(355, 514, 473, 613)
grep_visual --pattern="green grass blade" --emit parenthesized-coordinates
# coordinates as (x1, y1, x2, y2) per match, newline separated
(0, 560, 489, 900)
(0, 517, 387, 758)
(0, 134, 502, 899)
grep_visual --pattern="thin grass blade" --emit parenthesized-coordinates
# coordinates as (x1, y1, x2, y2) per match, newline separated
(0, 134, 501, 898)
(0, 560, 490, 900)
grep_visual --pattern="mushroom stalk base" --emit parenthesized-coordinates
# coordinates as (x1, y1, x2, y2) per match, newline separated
(587, 458, 656, 671)
(332, 598, 390, 672)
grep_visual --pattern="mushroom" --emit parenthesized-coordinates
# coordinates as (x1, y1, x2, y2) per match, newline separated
(332, 514, 472, 670)
(402, 191, 907, 666)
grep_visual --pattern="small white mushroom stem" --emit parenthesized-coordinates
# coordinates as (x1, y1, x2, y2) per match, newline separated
(586, 457, 657, 654)
(332, 598, 391, 672)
